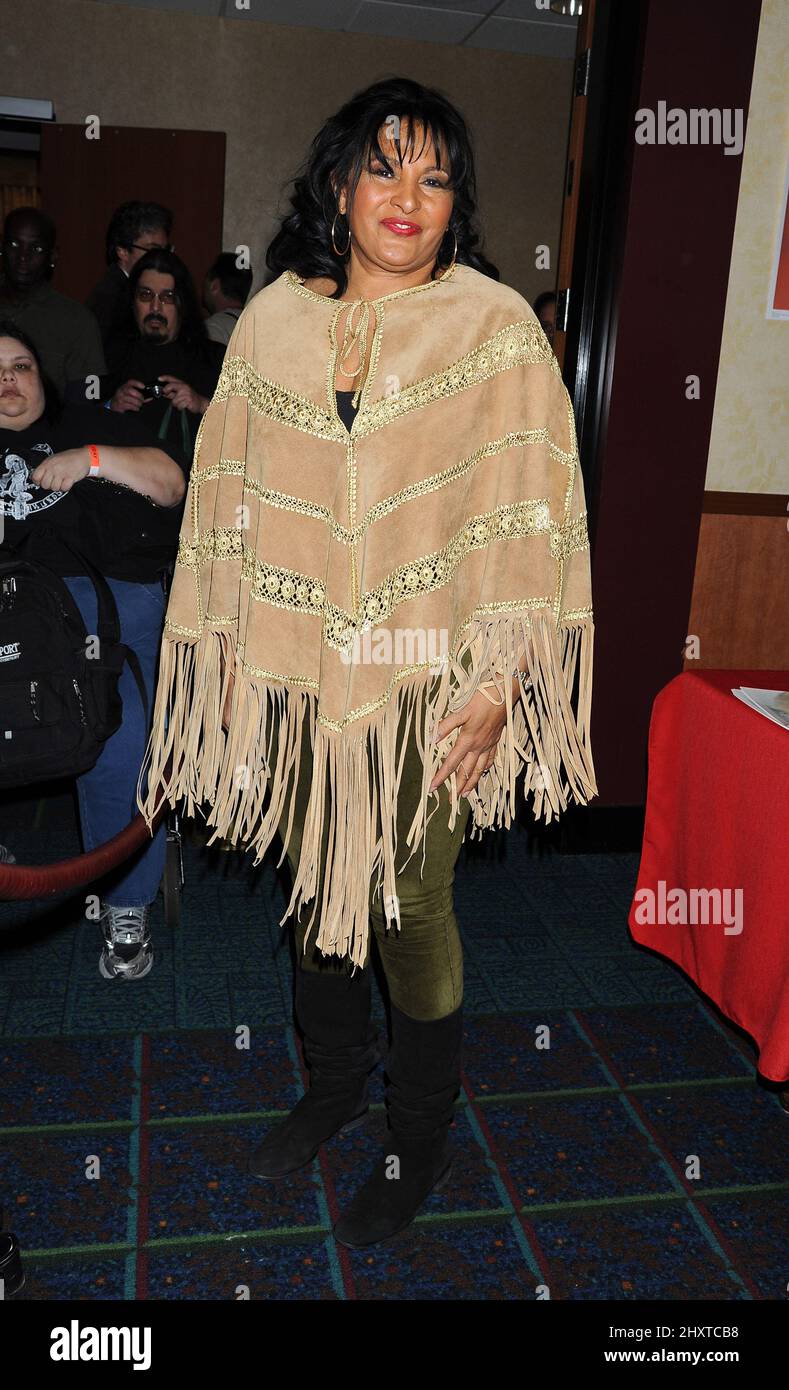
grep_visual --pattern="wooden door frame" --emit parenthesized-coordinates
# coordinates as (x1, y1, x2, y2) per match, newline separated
(558, 0, 649, 539)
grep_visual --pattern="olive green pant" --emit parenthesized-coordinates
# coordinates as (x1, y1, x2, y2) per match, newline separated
(276, 713, 472, 1021)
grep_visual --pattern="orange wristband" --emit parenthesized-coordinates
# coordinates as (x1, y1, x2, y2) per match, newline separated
(88, 444, 101, 477)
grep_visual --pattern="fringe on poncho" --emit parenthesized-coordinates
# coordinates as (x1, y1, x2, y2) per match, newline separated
(137, 261, 597, 966)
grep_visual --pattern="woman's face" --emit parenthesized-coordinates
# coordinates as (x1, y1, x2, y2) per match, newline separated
(0, 337, 46, 431)
(340, 119, 454, 279)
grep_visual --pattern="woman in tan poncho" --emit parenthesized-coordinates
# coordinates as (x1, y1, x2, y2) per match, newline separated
(138, 77, 596, 1248)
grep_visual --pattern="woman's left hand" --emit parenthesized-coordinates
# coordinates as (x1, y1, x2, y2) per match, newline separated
(29, 448, 91, 492)
(429, 687, 508, 797)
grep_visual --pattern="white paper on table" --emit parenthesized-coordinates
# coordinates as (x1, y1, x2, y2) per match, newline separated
(731, 687, 789, 731)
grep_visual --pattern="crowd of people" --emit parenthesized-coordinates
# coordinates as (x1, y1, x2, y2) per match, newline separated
(0, 200, 253, 978)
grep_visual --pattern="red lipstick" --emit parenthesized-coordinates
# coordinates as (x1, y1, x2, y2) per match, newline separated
(381, 219, 422, 236)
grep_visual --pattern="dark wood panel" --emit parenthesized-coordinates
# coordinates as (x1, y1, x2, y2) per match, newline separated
(39, 125, 226, 305)
(685, 513, 789, 669)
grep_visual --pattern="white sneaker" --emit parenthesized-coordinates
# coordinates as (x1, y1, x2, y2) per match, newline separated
(98, 903, 154, 981)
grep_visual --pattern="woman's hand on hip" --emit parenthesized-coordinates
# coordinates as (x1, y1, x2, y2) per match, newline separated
(429, 688, 508, 797)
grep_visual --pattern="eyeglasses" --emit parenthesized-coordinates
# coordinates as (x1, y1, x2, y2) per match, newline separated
(135, 287, 177, 306)
(129, 243, 173, 255)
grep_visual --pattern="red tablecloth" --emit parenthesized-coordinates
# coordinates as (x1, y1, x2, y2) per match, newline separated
(628, 669, 789, 1081)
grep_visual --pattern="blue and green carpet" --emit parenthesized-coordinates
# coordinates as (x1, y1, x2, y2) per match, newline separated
(0, 796, 785, 1300)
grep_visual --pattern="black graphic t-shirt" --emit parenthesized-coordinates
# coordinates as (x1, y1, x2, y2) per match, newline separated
(0, 403, 188, 583)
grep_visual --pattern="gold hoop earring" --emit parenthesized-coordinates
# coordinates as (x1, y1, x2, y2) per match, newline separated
(331, 211, 351, 257)
(439, 229, 458, 274)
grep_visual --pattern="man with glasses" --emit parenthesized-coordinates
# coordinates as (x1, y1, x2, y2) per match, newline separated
(0, 207, 106, 401)
(105, 248, 224, 466)
(87, 201, 173, 349)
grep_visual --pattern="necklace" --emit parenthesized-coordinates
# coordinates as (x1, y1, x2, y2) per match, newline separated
(336, 300, 373, 409)
(287, 262, 459, 411)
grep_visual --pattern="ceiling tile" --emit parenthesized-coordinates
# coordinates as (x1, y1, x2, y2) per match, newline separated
(348, 2, 482, 44)
(498, 0, 578, 23)
(216, 0, 361, 25)
(91, 0, 223, 15)
(373, 0, 495, 12)
(466, 14, 578, 56)
(85, 0, 580, 52)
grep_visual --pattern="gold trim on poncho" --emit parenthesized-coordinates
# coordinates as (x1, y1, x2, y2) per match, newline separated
(137, 262, 597, 965)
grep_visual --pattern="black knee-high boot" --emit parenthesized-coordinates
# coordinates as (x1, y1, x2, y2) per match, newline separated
(333, 1001, 463, 1247)
(248, 964, 381, 1179)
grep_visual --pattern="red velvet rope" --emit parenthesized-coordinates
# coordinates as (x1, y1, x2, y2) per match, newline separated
(0, 801, 167, 901)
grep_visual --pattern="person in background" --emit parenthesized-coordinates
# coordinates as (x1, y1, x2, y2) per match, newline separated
(87, 201, 173, 350)
(533, 289, 557, 346)
(202, 252, 253, 345)
(105, 249, 224, 466)
(0, 208, 105, 402)
(0, 323, 187, 979)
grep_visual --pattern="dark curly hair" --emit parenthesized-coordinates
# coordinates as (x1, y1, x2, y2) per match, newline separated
(265, 76, 499, 296)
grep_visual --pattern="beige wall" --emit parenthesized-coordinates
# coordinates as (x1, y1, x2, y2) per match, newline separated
(5, 0, 574, 305)
(704, 0, 789, 495)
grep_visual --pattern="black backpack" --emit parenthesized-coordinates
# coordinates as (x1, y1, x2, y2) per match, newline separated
(0, 532, 148, 789)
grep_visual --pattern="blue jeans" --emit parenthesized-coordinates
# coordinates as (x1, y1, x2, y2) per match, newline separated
(63, 575, 167, 908)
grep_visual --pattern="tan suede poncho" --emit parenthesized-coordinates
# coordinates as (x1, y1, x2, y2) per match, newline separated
(137, 260, 597, 965)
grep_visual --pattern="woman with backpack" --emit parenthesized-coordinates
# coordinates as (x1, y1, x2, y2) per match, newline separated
(0, 322, 187, 979)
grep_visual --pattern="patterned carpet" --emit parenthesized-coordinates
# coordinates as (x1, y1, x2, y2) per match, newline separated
(0, 793, 786, 1300)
